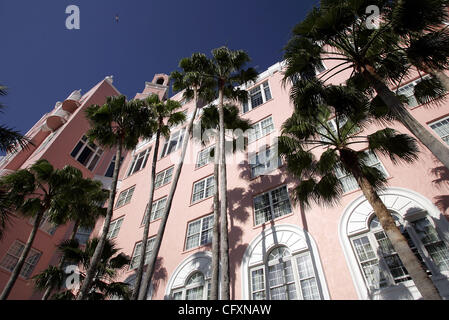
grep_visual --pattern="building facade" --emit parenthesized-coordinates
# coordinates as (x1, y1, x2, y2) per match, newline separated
(1, 60, 449, 300)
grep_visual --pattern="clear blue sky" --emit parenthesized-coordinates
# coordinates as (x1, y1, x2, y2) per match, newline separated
(0, 0, 318, 135)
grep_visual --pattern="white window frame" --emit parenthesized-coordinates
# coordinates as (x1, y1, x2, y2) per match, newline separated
(106, 217, 124, 239)
(248, 116, 275, 144)
(141, 197, 167, 226)
(129, 237, 156, 270)
(70, 135, 103, 171)
(126, 148, 150, 177)
(75, 226, 93, 245)
(171, 271, 211, 300)
(191, 176, 215, 204)
(396, 76, 430, 108)
(29, 213, 57, 235)
(335, 151, 388, 194)
(0, 241, 41, 279)
(105, 155, 124, 178)
(196, 146, 215, 169)
(160, 129, 185, 158)
(249, 145, 282, 178)
(243, 81, 272, 113)
(429, 115, 449, 146)
(253, 185, 292, 226)
(350, 213, 449, 292)
(154, 166, 174, 189)
(185, 214, 214, 250)
(249, 246, 322, 300)
(115, 186, 135, 208)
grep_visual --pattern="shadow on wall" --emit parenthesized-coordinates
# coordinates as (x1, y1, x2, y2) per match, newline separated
(226, 161, 293, 299)
(429, 164, 449, 217)
(125, 257, 167, 300)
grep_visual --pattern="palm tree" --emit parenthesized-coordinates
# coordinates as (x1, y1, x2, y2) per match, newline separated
(205, 47, 257, 299)
(77, 95, 152, 300)
(35, 238, 131, 300)
(278, 81, 442, 299)
(39, 177, 108, 300)
(283, 0, 449, 170)
(386, 0, 449, 91)
(0, 84, 30, 153)
(137, 53, 214, 300)
(132, 94, 185, 300)
(0, 160, 91, 300)
(197, 104, 251, 299)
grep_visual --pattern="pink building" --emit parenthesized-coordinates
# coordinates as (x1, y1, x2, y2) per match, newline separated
(1, 61, 449, 300)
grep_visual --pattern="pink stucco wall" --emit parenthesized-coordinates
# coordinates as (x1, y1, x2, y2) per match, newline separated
(1, 60, 449, 300)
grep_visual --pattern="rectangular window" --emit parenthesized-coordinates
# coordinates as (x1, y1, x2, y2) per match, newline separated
(160, 129, 185, 158)
(154, 166, 174, 189)
(397, 76, 430, 108)
(75, 226, 92, 245)
(336, 151, 387, 193)
(191, 176, 215, 204)
(251, 268, 266, 300)
(0, 241, 41, 279)
(29, 213, 57, 235)
(70, 135, 103, 171)
(196, 146, 215, 169)
(243, 81, 272, 113)
(429, 116, 449, 145)
(253, 185, 292, 225)
(130, 237, 156, 269)
(115, 186, 135, 208)
(105, 156, 124, 178)
(185, 215, 213, 250)
(127, 148, 150, 177)
(142, 197, 167, 226)
(106, 217, 124, 239)
(352, 236, 388, 289)
(411, 218, 449, 273)
(249, 146, 282, 178)
(296, 252, 321, 300)
(248, 117, 275, 144)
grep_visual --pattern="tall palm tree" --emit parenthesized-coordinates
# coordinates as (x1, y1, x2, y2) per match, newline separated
(197, 104, 251, 299)
(0, 160, 91, 300)
(386, 0, 449, 91)
(0, 84, 30, 153)
(77, 95, 152, 300)
(278, 81, 442, 299)
(35, 238, 131, 300)
(283, 0, 449, 170)
(205, 47, 257, 299)
(137, 53, 214, 300)
(132, 94, 185, 300)
(40, 177, 108, 300)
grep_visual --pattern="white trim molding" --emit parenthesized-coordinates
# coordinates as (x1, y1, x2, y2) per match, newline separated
(241, 224, 330, 300)
(338, 187, 449, 300)
(164, 251, 212, 300)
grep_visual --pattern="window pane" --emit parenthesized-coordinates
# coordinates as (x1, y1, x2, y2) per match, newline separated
(263, 82, 272, 101)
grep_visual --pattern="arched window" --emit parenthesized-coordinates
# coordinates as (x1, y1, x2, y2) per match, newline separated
(249, 245, 321, 300)
(171, 271, 210, 300)
(156, 77, 165, 85)
(351, 212, 449, 291)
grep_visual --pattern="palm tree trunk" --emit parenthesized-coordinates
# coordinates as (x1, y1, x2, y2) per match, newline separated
(0, 209, 45, 300)
(217, 86, 230, 300)
(132, 127, 161, 300)
(138, 89, 200, 300)
(42, 220, 80, 300)
(343, 156, 442, 300)
(210, 138, 221, 300)
(364, 69, 449, 170)
(76, 142, 122, 300)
